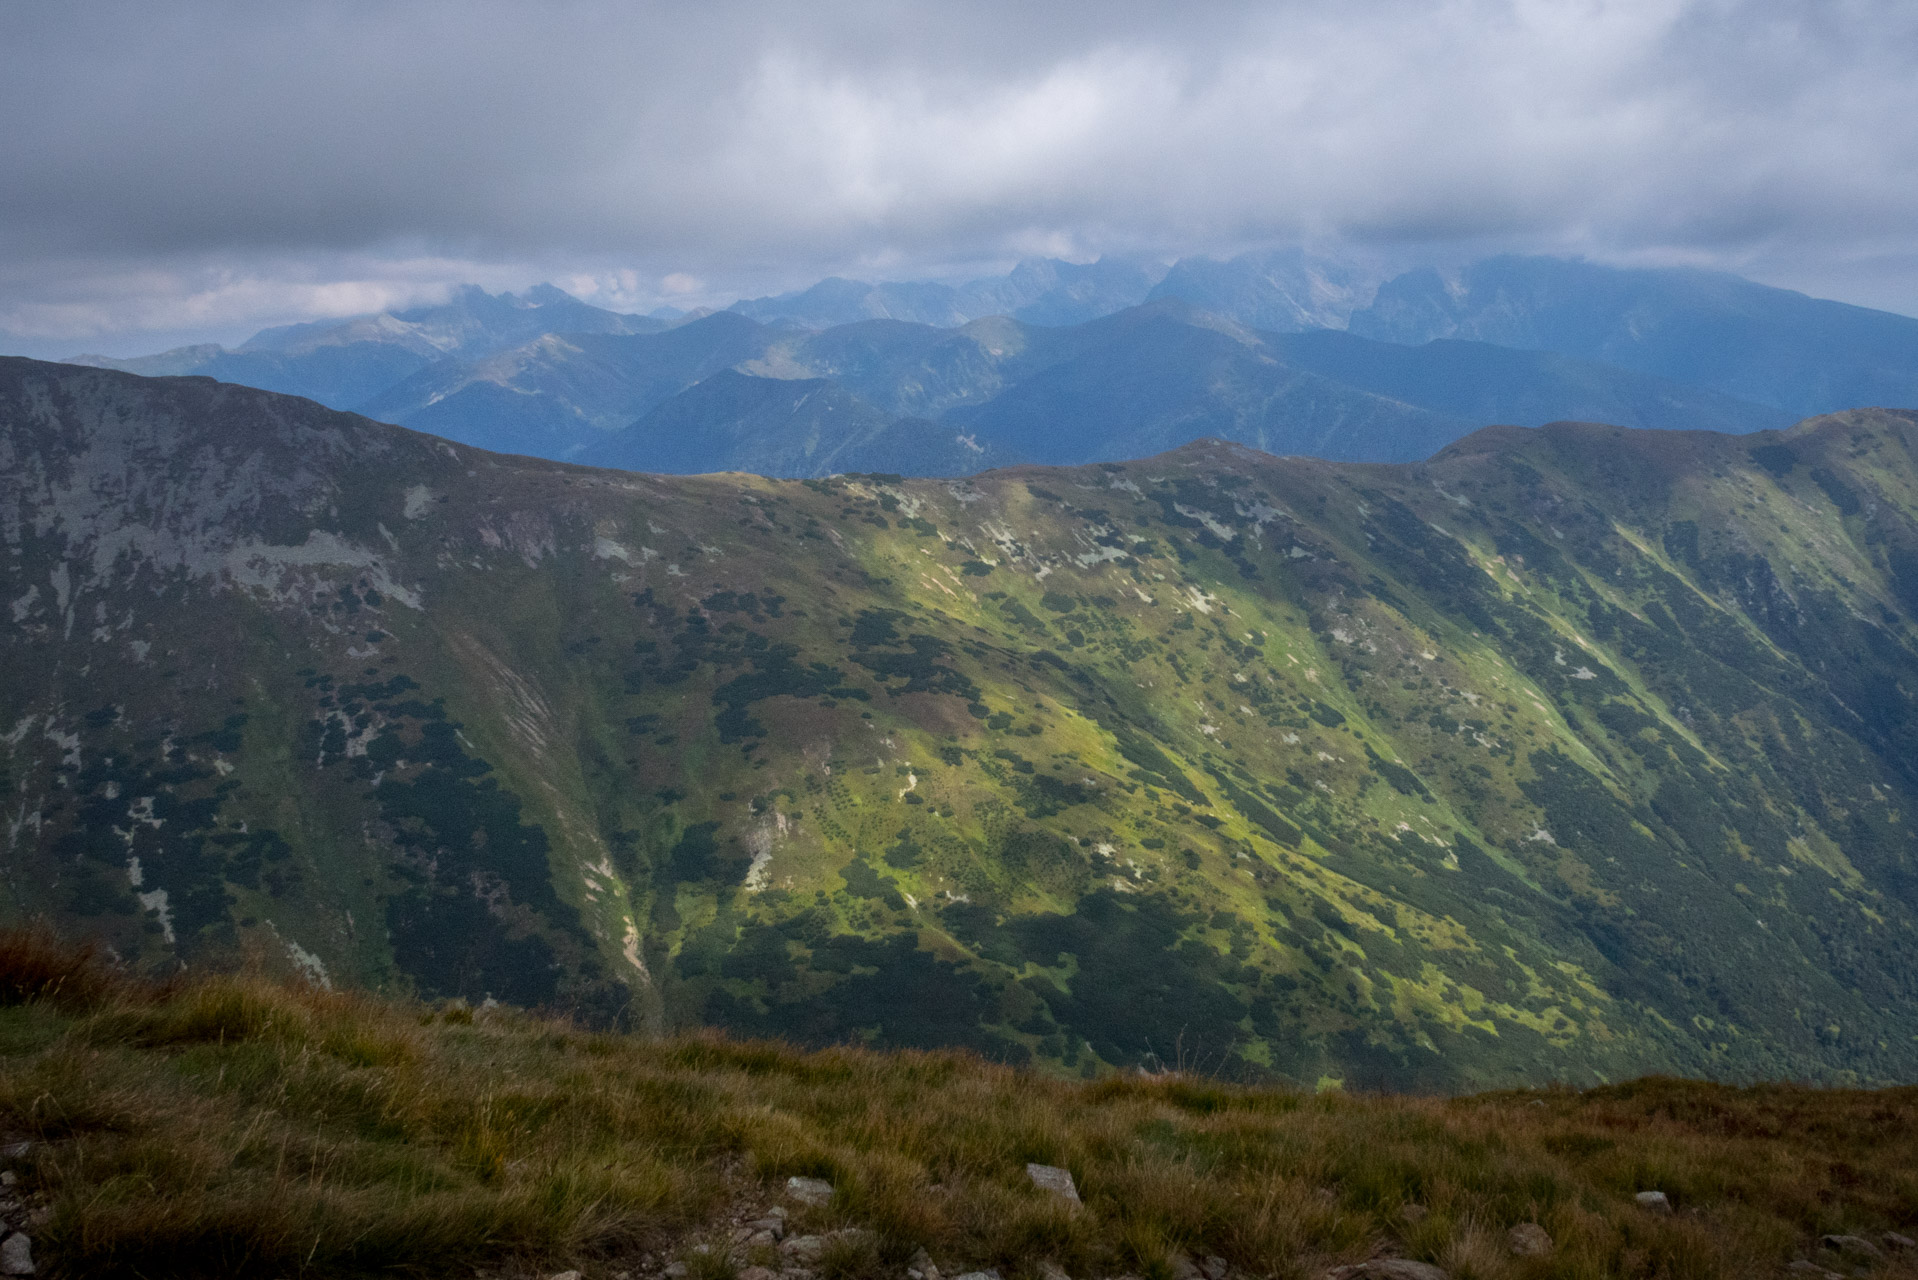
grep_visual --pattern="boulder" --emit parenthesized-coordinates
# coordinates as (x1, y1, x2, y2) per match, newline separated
(781, 1236, 827, 1263)
(786, 1176, 834, 1207)
(1633, 1191, 1672, 1215)
(747, 1217, 787, 1239)
(1324, 1260, 1449, 1280)
(1507, 1224, 1553, 1257)
(0, 1234, 31, 1278)
(1172, 1255, 1202, 1280)
(1039, 1264, 1072, 1280)
(1201, 1257, 1230, 1280)
(1820, 1235, 1884, 1261)
(1884, 1233, 1916, 1252)
(909, 1248, 943, 1280)
(1027, 1163, 1082, 1205)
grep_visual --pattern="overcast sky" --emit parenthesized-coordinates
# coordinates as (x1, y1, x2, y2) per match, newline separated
(6, 0, 1918, 356)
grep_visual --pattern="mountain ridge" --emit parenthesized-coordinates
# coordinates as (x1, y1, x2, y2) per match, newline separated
(8, 355, 1918, 1088)
(49, 253, 1894, 476)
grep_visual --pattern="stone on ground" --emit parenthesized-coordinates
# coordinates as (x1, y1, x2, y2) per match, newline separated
(785, 1175, 834, 1206)
(1507, 1223, 1553, 1257)
(1026, 1163, 1081, 1204)
(1324, 1259, 1449, 1280)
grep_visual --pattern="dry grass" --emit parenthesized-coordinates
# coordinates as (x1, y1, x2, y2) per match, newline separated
(0, 932, 1913, 1280)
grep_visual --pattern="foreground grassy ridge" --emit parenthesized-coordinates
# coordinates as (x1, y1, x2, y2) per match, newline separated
(1, 934, 1915, 1280)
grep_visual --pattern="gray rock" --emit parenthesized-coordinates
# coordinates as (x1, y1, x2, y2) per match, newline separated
(1324, 1261, 1448, 1280)
(1040, 1263, 1073, 1280)
(1633, 1191, 1672, 1214)
(786, 1176, 835, 1207)
(781, 1236, 827, 1263)
(747, 1231, 779, 1249)
(0, 1145, 30, 1162)
(1027, 1163, 1081, 1205)
(1200, 1258, 1229, 1280)
(547, 1273, 581, 1280)
(1885, 1233, 1916, 1251)
(1821, 1235, 1883, 1260)
(748, 1217, 787, 1239)
(1787, 1262, 1841, 1280)
(953, 1272, 1003, 1280)
(1507, 1224, 1553, 1257)
(739, 1268, 779, 1280)
(1171, 1255, 1201, 1280)
(910, 1248, 944, 1280)
(664, 1264, 689, 1279)
(0, 1234, 29, 1277)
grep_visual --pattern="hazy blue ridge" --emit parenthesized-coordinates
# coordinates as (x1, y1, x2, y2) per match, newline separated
(1347, 255, 1918, 417)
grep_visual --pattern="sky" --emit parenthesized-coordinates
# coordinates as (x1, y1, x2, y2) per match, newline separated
(6, 0, 1918, 357)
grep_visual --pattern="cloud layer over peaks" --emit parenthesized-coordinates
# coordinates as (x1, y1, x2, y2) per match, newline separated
(5, 0, 1918, 349)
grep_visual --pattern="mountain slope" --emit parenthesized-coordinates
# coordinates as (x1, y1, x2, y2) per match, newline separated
(582, 369, 1016, 477)
(353, 304, 1787, 474)
(8, 356, 1918, 1087)
(1147, 247, 1380, 332)
(728, 256, 1165, 330)
(358, 312, 780, 458)
(68, 284, 664, 413)
(1265, 329, 1796, 435)
(1349, 255, 1918, 416)
(945, 310, 1472, 464)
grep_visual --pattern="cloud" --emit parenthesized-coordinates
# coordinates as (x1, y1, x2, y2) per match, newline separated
(4, 0, 1918, 348)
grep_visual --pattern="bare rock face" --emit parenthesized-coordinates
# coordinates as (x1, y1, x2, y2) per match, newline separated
(1507, 1224, 1553, 1257)
(1026, 1163, 1081, 1205)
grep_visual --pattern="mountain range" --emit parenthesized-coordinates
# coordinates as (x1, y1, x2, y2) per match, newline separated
(58, 252, 1918, 476)
(9, 354, 1918, 1088)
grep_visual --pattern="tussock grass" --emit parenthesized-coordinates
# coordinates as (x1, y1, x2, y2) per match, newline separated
(0, 932, 1913, 1279)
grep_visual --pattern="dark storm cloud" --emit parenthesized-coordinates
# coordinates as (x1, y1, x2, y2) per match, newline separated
(5, 0, 1918, 346)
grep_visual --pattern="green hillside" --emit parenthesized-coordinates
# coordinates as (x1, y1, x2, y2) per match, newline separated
(6, 356, 1918, 1088)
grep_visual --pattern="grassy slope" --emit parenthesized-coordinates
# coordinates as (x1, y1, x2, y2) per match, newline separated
(7, 359, 1918, 1088)
(1, 932, 1915, 1280)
